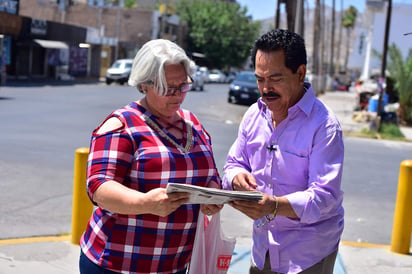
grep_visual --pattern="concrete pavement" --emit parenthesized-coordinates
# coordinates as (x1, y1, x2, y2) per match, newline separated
(1, 233, 412, 273)
(1, 89, 411, 274)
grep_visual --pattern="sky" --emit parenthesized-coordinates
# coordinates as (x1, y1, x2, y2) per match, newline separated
(236, 0, 407, 21)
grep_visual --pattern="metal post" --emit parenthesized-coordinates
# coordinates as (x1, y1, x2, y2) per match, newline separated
(71, 147, 93, 245)
(390, 160, 412, 254)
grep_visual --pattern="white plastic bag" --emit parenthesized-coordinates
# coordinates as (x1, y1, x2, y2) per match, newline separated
(188, 211, 236, 274)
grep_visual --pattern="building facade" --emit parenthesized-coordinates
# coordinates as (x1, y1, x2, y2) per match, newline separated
(349, 2, 412, 80)
(1, 0, 187, 81)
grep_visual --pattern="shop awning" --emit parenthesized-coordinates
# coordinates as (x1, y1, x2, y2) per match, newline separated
(34, 39, 68, 49)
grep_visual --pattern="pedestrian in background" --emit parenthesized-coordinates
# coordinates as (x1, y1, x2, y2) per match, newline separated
(79, 39, 222, 274)
(223, 29, 345, 274)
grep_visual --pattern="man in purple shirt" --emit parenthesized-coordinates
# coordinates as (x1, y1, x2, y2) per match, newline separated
(223, 29, 344, 274)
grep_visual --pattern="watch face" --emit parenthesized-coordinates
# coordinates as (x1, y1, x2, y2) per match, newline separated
(265, 214, 275, 222)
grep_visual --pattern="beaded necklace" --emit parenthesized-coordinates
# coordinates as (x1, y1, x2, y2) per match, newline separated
(143, 114, 193, 154)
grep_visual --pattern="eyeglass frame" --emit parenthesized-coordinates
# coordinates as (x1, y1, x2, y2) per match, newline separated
(145, 75, 193, 97)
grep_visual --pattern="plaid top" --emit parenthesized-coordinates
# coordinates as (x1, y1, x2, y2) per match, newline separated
(80, 102, 220, 274)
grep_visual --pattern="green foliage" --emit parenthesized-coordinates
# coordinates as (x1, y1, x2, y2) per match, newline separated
(124, 0, 138, 9)
(359, 123, 405, 141)
(379, 123, 404, 138)
(342, 5, 357, 28)
(387, 44, 412, 123)
(176, 0, 260, 69)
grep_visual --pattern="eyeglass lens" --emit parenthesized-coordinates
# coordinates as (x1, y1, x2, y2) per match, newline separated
(166, 83, 192, 96)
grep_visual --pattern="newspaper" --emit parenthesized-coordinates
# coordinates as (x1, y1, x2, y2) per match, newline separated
(166, 183, 263, 204)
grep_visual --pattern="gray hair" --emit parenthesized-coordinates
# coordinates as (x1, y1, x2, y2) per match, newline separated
(128, 39, 195, 96)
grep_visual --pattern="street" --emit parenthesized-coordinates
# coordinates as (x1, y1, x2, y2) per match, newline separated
(1, 81, 412, 247)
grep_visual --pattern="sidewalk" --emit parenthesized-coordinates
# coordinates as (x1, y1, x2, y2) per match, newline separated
(318, 91, 412, 141)
(1, 236, 412, 274)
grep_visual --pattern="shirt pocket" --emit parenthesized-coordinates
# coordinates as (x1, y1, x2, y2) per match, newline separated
(272, 149, 309, 190)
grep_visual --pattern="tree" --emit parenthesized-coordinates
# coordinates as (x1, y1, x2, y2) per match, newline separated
(281, 0, 304, 36)
(328, 0, 336, 77)
(341, 5, 357, 74)
(124, 0, 137, 9)
(335, 0, 343, 74)
(387, 44, 412, 125)
(312, 0, 321, 75)
(176, 0, 260, 69)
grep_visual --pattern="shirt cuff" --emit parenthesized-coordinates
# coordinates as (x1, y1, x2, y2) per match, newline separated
(284, 191, 309, 220)
(222, 167, 246, 190)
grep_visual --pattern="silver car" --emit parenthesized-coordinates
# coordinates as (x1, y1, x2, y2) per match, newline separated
(191, 71, 205, 91)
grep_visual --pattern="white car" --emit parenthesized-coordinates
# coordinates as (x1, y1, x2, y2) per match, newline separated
(105, 59, 133, 85)
(208, 69, 226, 83)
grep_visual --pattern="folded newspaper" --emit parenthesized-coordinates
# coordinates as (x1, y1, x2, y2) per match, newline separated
(166, 183, 263, 204)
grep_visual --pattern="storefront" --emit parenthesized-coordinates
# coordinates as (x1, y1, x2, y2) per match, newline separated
(0, 10, 91, 80)
(12, 17, 88, 79)
(0, 11, 21, 84)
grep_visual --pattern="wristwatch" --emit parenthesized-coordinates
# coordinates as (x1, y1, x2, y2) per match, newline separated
(265, 196, 279, 222)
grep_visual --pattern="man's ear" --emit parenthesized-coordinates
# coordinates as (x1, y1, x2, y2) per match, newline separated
(297, 65, 306, 83)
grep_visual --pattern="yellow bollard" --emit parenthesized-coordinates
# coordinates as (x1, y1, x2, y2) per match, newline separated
(71, 147, 93, 245)
(390, 160, 412, 254)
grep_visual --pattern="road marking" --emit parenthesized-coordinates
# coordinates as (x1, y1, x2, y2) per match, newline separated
(0, 234, 71, 246)
(341, 240, 390, 249)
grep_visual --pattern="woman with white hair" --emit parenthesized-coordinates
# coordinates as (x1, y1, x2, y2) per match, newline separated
(79, 39, 222, 274)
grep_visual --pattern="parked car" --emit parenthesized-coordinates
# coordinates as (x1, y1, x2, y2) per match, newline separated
(191, 71, 204, 91)
(105, 59, 133, 85)
(196, 66, 209, 83)
(225, 71, 237, 83)
(208, 69, 226, 83)
(228, 71, 260, 105)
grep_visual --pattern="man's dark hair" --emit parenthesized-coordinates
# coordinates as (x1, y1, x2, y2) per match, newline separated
(250, 29, 307, 73)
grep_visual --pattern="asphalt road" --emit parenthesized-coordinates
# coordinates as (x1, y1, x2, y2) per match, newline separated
(1, 81, 411, 248)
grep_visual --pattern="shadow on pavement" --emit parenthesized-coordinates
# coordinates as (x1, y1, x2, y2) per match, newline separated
(1, 78, 101, 88)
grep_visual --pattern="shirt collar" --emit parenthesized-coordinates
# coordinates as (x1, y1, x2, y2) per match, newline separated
(291, 82, 315, 117)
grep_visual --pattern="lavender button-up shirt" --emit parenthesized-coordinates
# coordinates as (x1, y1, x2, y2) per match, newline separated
(223, 84, 344, 274)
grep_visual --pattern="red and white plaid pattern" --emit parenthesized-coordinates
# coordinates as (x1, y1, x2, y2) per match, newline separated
(80, 102, 220, 273)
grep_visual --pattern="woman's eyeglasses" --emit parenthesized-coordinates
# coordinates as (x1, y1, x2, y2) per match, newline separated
(165, 81, 192, 96)
(146, 76, 193, 97)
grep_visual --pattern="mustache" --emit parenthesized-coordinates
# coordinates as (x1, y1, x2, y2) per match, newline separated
(262, 92, 281, 98)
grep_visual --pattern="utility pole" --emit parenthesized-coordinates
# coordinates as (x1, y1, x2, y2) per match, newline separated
(115, 0, 124, 61)
(376, 0, 392, 130)
(275, 0, 282, 28)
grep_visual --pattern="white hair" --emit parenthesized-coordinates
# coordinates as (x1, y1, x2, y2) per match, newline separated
(128, 39, 195, 96)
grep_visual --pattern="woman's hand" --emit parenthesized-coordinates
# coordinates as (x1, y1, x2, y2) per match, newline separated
(200, 180, 223, 216)
(145, 188, 190, 217)
(93, 181, 190, 216)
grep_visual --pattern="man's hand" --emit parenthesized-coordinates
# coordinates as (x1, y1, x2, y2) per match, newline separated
(230, 193, 277, 220)
(232, 173, 258, 191)
(230, 194, 299, 220)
